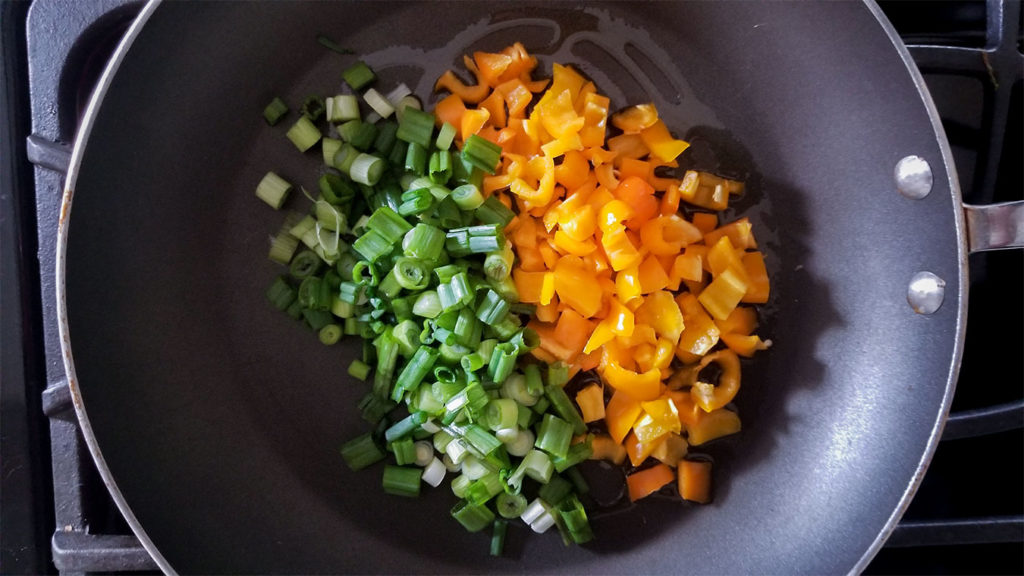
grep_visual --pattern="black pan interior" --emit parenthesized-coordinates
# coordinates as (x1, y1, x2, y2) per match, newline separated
(64, 1, 963, 573)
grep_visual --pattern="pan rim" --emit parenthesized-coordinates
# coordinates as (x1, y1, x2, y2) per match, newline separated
(54, 1, 969, 574)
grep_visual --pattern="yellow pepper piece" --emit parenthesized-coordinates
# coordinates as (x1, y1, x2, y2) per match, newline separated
(704, 217, 757, 251)
(558, 204, 597, 242)
(611, 103, 659, 133)
(540, 133, 584, 158)
(689, 350, 741, 412)
(553, 229, 597, 256)
(676, 292, 721, 362)
(603, 362, 662, 401)
(686, 408, 742, 446)
(601, 224, 643, 272)
(651, 433, 689, 467)
(536, 89, 585, 141)
(553, 255, 602, 318)
(741, 251, 770, 304)
(605, 389, 643, 444)
(634, 290, 685, 345)
(640, 119, 690, 163)
(583, 317, 616, 354)
(589, 434, 627, 464)
(652, 337, 675, 371)
(598, 199, 635, 233)
(720, 333, 769, 358)
(636, 397, 682, 442)
(548, 63, 587, 104)
(624, 431, 665, 467)
(615, 264, 642, 303)
(607, 298, 635, 337)
(706, 236, 749, 282)
(460, 108, 490, 141)
(554, 150, 591, 191)
(637, 254, 669, 294)
(580, 92, 610, 148)
(640, 215, 703, 256)
(576, 384, 606, 423)
(698, 267, 748, 321)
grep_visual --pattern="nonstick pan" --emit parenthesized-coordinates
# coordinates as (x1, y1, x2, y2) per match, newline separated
(56, 1, 1014, 573)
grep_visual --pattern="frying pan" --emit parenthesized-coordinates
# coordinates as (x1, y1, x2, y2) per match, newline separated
(55, 1, 1020, 573)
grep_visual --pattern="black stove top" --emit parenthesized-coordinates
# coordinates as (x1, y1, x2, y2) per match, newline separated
(1, 1, 1021, 573)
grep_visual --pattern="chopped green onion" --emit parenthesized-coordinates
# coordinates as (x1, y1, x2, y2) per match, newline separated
(558, 494, 593, 544)
(363, 88, 395, 118)
(429, 149, 452, 185)
(319, 323, 343, 345)
(396, 107, 435, 149)
(349, 121, 378, 151)
(385, 411, 428, 443)
(352, 229, 393, 263)
(348, 359, 372, 381)
(495, 492, 528, 519)
(373, 121, 399, 156)
(392, 347, 439, 402)
(366, 206, 413, 244)
(391, 437, 417, 466)
(436, 122, 457, 151)
(377, 269, 403, 299)
(398, 187, 434, 216)
(269, 228, 300, 265)
(256, 172, 293, 210)
(393, 257, 430, 290)
(535, 414, 573, 459)
(451, 499, 494, 533)
(286, 116, 322, 152)
(266, 276, 297, 311)
(263, 97, 289, 125)
(412, 290, 442, 318)
(547, 362, 570, 388)
(382, 465, 422, 497)
(350, 153, 386, 186)
(327, 94, 360, 122)
(302, 95, 326, 121)
(404, 142, 428, 175)
(476, 290, 510, 325)
(553, 437, 592, 473)
(475, 195, 515, 226)
(340, 433, 385, 470)
(394, 94, 421, 123)
(317, 34, 354, 55)
(403, 223, 445, 261)
(485, 398, 518, 432)
(484, 242, 514, 280)
(487, 342, 518, 384)
(538, 474, 573, 507)
(342, 60, 376, 90)
(450, 183, 484, 211)
(462, 134, 503, 174)
(545, 384, 587, 435)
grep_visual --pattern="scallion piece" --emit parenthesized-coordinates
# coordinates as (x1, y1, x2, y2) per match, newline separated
(403, 223, 445, 261)
(412, 290, 442, 318)
(436, 121, 457, 151)
(552, 437, 593, 473)
(327, 94, 360, 122)
(319, 323, 343, 345)
(363, 88, 395, 118)
(476, 290, 510, 325)
(385, 411, 427, 443)
(263, 97, 289, 125)
(350, 153, 386, 186)
(495, 492, 528, 519)
(256, 172, 293, 210)
(393, 257, 430, 290)
(366, 206, 413, 244)
(266, 276, 297, 311)
(451, 499, 495, 533)
(377, 269, 403, 299)
(462, 133, 503, 174)
(535, 414, 573, 460)
(348, 359, 372, 381)
(391, 437, 417, 466)
(450, 183, 484, 211)
(342, 60, 376, 90)
(373, 121, 399, 156)
(349, 121, 378, 151)
(352, 229, 393, 263)
(538, 474, 573, 507)
(391, 347, 439, 402)
(429, 149, 452, 185)
(487, 342, 518, 384)
(483, 242, 514, 280)
(396, 107, 435, 149)
(286, 116, 322, 152)
(475, 195, 515, 226)
(547, 362, 570, 388)
(558, 494, 593, 544)
(398, 187, 434, 216)
(404, 142, 428, 175)
(302, 95, 326, 122)
(269, 228, 300, 265)
(382, 465, 422, 497)
(545, 384, 587, 435)
(340, 433, 385, 471)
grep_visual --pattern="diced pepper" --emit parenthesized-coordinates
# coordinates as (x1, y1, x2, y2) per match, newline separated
(685, 408, 741, 446)
(634, 290, 685, 345)
(624, 431, 666, 468)
(611, 103, 659, 133)
(637, 255, 669, 294)
(553, 309, 596, 359)
(720, 333, 769, 357)
(602, 362, 661, 401)
(677, 459, 712, 503)
(640, 215, 703, 256)
(651, 432, 688, 467)
(704, 217, 757, 251)
(553, 256, 602, 318)
(689, 350, 741, 412)
(741, 251, 770, 304)
(676, 292, 720, 362)
(575, 384, 605, 423)
(605, 389, 643, 444)
(640, 119, 690, 163)
(697, 267, 748, 321)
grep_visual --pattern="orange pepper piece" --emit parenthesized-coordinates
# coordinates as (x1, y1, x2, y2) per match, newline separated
(691, 211, 718, 234)
(637, 255, 669, 294)
(627, 463, 675, 502)
(554, 150, 590, 191)
(605, 389, 643, 444)
(553, 256, 602, 318)
(614, 176, 659, 230)
(433, 94, 467, 131)
(698, 268, 748, 321)
(741, 251, 770, 304)
(640, 119, 690, 163)
(689, 350, 741, 412)
(611, 103, 659, 133)
(720, 333, 769, 358)
(639, 214, 703, 256)
(576, 384, 606, 423)
(473, 51, 513, 87)
(675, 292, 721, 362)
(678, 459, 712, 503)
(705, 217, 757, 250)
(478, 89, 507, 129)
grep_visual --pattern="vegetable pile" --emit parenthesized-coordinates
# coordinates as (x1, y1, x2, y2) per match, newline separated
(256, 41, 770, 555)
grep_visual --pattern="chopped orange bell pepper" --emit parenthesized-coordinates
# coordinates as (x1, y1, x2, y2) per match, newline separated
(691, 211, 718, 234)
(640, 119, 690, 163)
(689, 350, 741, 412)
(677, 459, 712, 503)
(576, 384, 605, 423)
(478, 89, 507, 129)
(651, 433, 689, 467)
(640, 214, 703, 256)
(601, 224, 643, 272)
(611, 103, 659, 133)
(554, 150, 590, 191)
(461, 108, 490, 140)
(553, 309, 596, 359)
(685, 408, 741, 446)
(634, 290, 685, 345)
(698, 268, 748, 321)
(627, 463, 675, 502)
(741, 251, 770, 304)
(676, 293, 721, 362)
(704, 217, 757, 251)
(637, 254, 669, 294)
(614, 176, 659, 230)
(433, 94, 467, 131)
(635, 397, 682, 442)
(625, 431, 667, 468)
(721, 333, 769, 357)
(715, 306, 758, 336)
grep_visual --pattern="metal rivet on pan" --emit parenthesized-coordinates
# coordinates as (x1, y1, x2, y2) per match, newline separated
(907, 271, 945, 314)
(895, 155, 933, 199)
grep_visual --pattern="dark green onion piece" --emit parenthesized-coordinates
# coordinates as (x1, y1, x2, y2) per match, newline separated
(509, 328, 539, 354)
(319, 323, 343, 345)
(263, 97, 289, 125)
(393, 319, 421, 357)
(475, 196, 515, 226)
(340, 433, 385, 471)
(524, 364, 544, 397)
(349, 122, 378, 152)
(489, 519, 508, 557)
(429, 149, 452, 185)
(403, 223, 445, 261)
(358, 392, 394, 424)
(553, 436, 593, 473)
(451, 499, 495, 533)
(352, 229, 393, 263)
(289, 249, 322, 280)
(384, 411, 427, 443)
(535, 414, 573, 460)
(462, 134, 503, 174)
(495, 492, 527, 519)
(348, 359, 372, 381)
(390, 437, 417, 466)
(373, 121, 399, 156)
(377, 269, 403, 299)
(487, 342, 517, 384)
(382, 465, 421, 497)
(374, 328, 400, 399)
(391, 347, 439, 402)
(286, 116, 321, 152)
(342, 60, 376, 90)
(302, 95, 326, 121)
(319, 172, 356, 205)
(434, 263, 465, 284)
(465, 472, 504, 505)
(302, 308, 334, 331)
(266, 276, 297, 311)
(351, 260, 379, 286)
(396, 107, 435, 149)
(538, 474, 573, 507)
(398, 188, 434, 216)
(476, 289, 510, 325)
(337, 120, 364, 144)
(558, 494, 593, 544)
(366, 206, 413, 244)
(545, 384, 587, 435)
(547, 362, 570, 388)
(317, 34, 354, 55)
(338, 281, 363, 305)
(405, 142, 428, 175)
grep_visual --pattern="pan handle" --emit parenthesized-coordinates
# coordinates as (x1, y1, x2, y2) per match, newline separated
(963, 201, 1024, 253)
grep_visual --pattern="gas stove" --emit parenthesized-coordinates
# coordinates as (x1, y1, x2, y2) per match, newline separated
(1, 1, 1021, 573)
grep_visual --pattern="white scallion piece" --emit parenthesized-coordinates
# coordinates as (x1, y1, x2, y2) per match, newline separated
(414, 441, 435, 466)
(421, 419, 441, 434)
(442, 453, 462, 473)
(363, 88, 396, 118)
(530, 509, 557, 534)
(460, 455, 489, 480)
(506, 429, 535, 457)
(446, 439, 469, 464)
(520, 498, 547, 525)
(421, 457, 446, 487)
